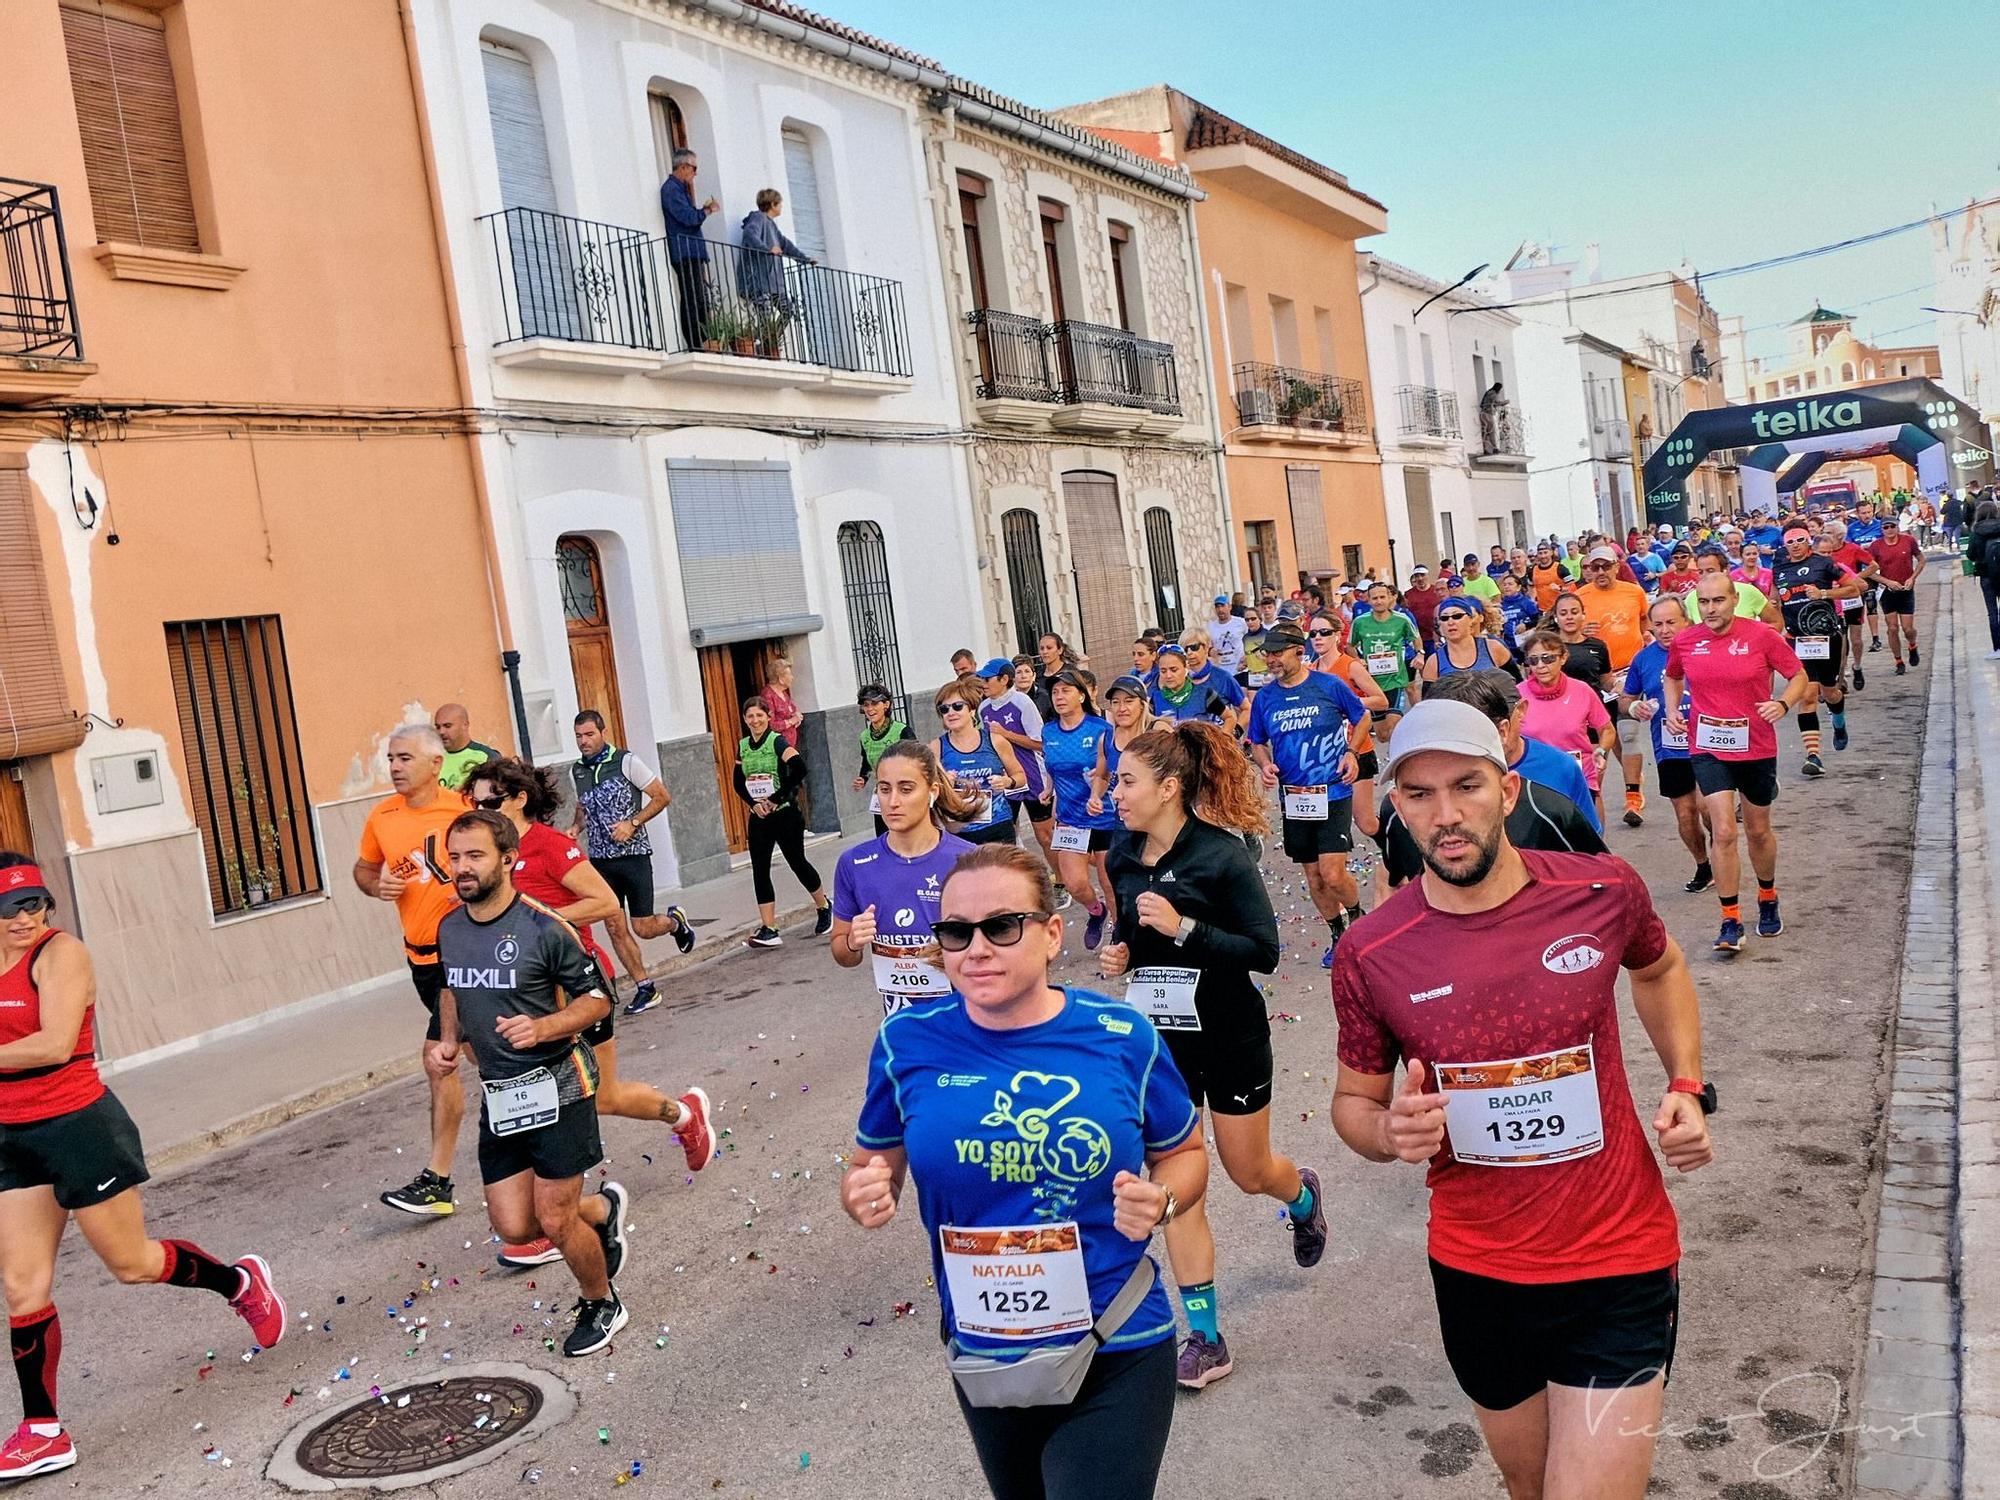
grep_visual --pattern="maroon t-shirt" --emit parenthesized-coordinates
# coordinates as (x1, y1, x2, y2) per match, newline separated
(1868, 535, 1921, 589)
(1403, 585, 1441, 644)
(1331, 849, 1679, 1284)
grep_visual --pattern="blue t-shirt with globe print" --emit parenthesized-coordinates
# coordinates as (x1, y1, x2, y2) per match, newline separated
(857, 987, 1196, 1359)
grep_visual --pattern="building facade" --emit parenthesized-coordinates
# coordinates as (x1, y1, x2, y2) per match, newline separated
(407, 0, 988, 879)
(1930, 194, 2000, 428)
(1722, 304, 1942, 402)
(0, 0, 506, 1060)
(1052, 86, 1389, 596)
(1358, 257, 1533, 574)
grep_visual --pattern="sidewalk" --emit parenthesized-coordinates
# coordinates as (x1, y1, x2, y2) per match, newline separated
(109, 827, 868, 1174)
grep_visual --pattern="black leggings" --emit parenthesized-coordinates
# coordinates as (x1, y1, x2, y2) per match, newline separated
(748, 803, 821, 906)
(952, 1340, 1176, 1500)
(1981, 574, 2000, 651)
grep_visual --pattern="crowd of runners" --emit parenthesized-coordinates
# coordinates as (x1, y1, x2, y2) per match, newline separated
(0, 484, 1981, 1494)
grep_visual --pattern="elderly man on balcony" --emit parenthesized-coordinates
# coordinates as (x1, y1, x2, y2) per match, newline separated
(660, 148, 718, 347)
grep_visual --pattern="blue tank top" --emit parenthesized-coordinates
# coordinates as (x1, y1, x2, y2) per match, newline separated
(1432, 635, 1498, 677)
(1041, 714, 1118, 830)
(938, 727, 1009, 831)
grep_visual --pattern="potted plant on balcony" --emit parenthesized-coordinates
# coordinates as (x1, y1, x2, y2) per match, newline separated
(700, 308, 733, 354)
(755, 300, 793, 360)
(1279, 378, 1318, 427)
(1320, 394, 1345, 432)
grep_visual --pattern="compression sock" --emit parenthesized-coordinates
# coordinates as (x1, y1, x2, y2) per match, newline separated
(1796, 712, 1821, 758)
(10, 1305, 59, 1423)
(159, 1238, 245, 1299)
(1719, 898, 1741, 924)
(1758, 882, 1778, 904)
(1829, 706, 1847, 731)
(1178, 1282, 1219, 1342)
(1343, 905, 1363, 925)
(1286, 1178, 1316, 1222)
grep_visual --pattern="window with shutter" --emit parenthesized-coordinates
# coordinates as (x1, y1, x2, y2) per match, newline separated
(1285, 466, 1332, 573)
(1000, 510, 1052, 655)
(780, 127, 828, 264)
(481, 42, 559, 213)
(649, 90, 689, 182)
(665, 460, 824, 647)
(1060, 471, 1137, 655)
(59, 1, 201, 251)
(0, 467, 85, 759)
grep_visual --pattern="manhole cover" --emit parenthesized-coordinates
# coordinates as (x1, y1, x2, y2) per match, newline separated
(267, 1362, 574, 1492)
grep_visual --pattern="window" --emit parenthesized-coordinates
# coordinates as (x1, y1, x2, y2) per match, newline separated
(1062, 471, 1137, 654)
(1001, 509, 1053, 654)
(1392, 324, 1410, 387)
(1804, 371, 1817, 390)
(957, 173, 992, 311)
(1285, 465, 1332, 573)
(1511, 510, 1530, 548)
(1223, 282, 1252, 365)
(1840, 361, 1855, 383)
(1108, 222, 1134, 332)
(780, 125, 828, 263)
(0, 467, 84, 757)
(1342, 544, 1364, 586)
(1491, 356, 1505, 391)
(1402, 466, 1439, 571)
(166, 616, 322, 916)
(60, 1, 200, 250)
(1244, 521, 1280, 596)
(1038, 199, 1070, 323)
(648, 89, 689, 181)
(1439, 511, 1457, 565)
(1268, 296, 1299, 368)
(837, 522, 908, 724)
(1314, 308, 1337, 375)
(1142, 507, 1183, 634)
(1419, 331, 1436, 388)
(665, 460, 822, 646)
(1472, 353, 1487, 395)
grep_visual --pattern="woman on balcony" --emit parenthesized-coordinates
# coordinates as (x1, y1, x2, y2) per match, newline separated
(736, 190, 814, 350)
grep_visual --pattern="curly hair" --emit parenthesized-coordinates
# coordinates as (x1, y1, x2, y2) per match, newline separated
(463, 755, 563, 824)
(1120, 722, 1269, 836)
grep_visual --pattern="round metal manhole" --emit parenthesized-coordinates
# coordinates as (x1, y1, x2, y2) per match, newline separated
(267, 1362, 575, 1492)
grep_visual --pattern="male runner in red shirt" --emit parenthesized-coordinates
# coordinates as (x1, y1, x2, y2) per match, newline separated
(1862, 514, 1926, 675)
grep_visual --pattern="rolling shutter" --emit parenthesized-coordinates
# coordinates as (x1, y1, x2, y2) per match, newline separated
(59, 1, 200, 251)
(780, 127, 828, 263)
(481, 42, 558, 213)
(1060, 471, 1137, 655)
(666, 460, 824, 647)
(0, 466, 85, 758)
(1286, 465, 1332, 573)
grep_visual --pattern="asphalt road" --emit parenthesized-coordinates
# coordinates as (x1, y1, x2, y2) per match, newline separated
(45, 635, 1932, 1499)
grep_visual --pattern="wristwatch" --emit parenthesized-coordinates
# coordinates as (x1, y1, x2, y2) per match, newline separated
(1156, 1188, 1179, 1229)
(1173, 916, 1196, 947)
(1668, 1077, 1718, 1115)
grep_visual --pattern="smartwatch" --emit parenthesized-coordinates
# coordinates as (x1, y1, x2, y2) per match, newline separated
(1173, 916, 1196, 947)
(1669, 1077, 1718, 1115)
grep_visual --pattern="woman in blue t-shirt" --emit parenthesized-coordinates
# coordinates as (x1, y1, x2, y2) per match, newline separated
(932, 679, 1028, 848)
(843, 844, 1206, 1500)
(1041, 668, 1120, 951)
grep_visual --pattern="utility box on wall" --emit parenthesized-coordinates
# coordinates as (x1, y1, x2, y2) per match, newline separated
(91, 750, 164, 814)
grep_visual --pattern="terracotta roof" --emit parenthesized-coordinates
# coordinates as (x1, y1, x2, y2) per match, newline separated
(1181, 96, 1384, 212)
(950, 77, 1198, 193)
(735, 0, 944, 71)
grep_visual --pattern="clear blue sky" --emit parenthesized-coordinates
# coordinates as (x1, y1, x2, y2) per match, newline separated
(826, 0, 1999, 369)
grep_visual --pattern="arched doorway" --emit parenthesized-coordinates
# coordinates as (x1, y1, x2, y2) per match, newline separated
(557, 535, 627, 748)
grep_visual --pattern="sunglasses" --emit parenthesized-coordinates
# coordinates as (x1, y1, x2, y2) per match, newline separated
(937, 701, 970, 714)
(1308, 627, 1338, 638)
(931, 911, 1051, 951)
(1584, 561, 1615, 570)
(1525, 654, 1562, 667)
(1436, 609, 1473, 621)
(470, 794, 507, 810)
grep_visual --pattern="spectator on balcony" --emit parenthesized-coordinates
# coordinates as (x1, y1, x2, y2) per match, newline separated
(737, 190, 814, 308)
(660, 149, 719, 346)
(1477, 379, 1511, 451)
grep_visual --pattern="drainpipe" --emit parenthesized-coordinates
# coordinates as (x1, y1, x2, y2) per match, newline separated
(397, 0, 531, 757)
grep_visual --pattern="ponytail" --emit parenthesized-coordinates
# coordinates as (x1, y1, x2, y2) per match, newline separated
(1122, 722, 1270, 836)
(876, 738, 984, 828)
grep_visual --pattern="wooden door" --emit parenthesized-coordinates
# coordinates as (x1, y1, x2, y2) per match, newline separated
(698, 646, 750, 854)
(557, 537, 627, 748)
(0, 766, 31, 855)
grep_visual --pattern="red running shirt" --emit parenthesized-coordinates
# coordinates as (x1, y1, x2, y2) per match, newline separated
(1665, 620, 1803, 762)
(0, 930, 105, 1124)
(1331, 850, 1678, 1284)
(1868, 535, 1921, 589)
(511, 823, 610, 971)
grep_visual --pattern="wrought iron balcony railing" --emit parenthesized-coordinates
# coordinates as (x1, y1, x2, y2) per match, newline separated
(1396, 383, 1459, 439)
(969, 308, 1058, 402)
(0, 179, 83, 362)
(967, 310, 1181, 414)
(1477, 404, 1529, 456)
(1232, 361, 1366, 436)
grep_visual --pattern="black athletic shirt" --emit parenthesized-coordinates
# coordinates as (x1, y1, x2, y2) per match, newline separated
(1770, 555, 1848, 635)
(1559, 638, 1614, 693)
(438, 894, 608, 1083)
(1377, 781, 1607, 887)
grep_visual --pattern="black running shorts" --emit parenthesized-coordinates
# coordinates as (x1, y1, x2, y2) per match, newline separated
(1690, 754, 1779, 807)
(1655, 757, 1697, 802)
(1282, 800, 1355, 863)
(1791, 630, 1845, 689)
(1015, 797, 1053, 825)
(477, 1095, 604, 1186)
(1164, 1026, 1275, 1116)
(409, 960, 446, 1043)
(0, 1091, 151, 1210)
(593, 854, 656, 919)
(1430, 1258, 1679, 1411)
(1354, 749, 1381, 782)
(1881, 588, 1916, 616)
(959, 820, 1021, 848)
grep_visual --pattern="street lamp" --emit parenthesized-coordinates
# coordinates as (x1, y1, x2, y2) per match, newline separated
(1412, 263, 1490, 322)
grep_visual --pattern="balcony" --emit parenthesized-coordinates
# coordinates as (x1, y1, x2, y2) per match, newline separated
(1231, 361, 1367, 446)
(0, 179, 94, 404)
(479, 207, 911, 391)
(1471, 405, 1530, 468)
(967, 310, 1182, 435)
(1395, 383, 1459, 444)
(1596, 417, 1633, 460)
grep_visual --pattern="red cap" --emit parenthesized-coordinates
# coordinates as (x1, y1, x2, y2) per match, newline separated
(0, 864, 52, 914)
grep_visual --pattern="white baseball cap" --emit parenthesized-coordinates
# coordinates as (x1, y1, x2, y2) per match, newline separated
(1384, 699, 1509, 778)
(1587, 545, 1621, 563)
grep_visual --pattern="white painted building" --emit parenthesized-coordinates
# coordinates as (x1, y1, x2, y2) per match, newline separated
(1358, 256, 1534, 575)
(408, 0, 984, 881)
(1931, 194, 2000, 428)
(1507, 324, 1636, 542)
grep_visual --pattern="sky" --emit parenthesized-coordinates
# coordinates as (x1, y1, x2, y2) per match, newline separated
(823, 0, 2000, 371)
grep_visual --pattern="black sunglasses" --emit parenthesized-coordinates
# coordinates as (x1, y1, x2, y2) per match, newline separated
(937, 700, 970, 714)
(931, 911, 1051, 952)
(470, 794, 507, 810)
(1308, 627, 1338, 638)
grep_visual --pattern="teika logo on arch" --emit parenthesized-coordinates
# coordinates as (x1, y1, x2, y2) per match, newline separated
(1750, 399, 1862, 439)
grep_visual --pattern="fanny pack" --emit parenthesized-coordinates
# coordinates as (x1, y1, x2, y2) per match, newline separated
(945, 1257, 1154, 1409)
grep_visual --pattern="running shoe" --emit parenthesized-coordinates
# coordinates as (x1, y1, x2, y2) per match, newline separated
(1320, 945, 1334, 970)
(745, 926, 783, 949)
(1757, 899, 1784, 938)
(1833, 723, 1850, 752)
(1684, 863, 1714, 894)
(812, 904, 834, 938)
(1623, 789, 1645, 828)
(380, 1169, 454, 1216)
(1051, 883, 1074, 912)
(1895, 661, 1906, 676)
(0, 1423, 75, 1481)
(1909, 645, 1921, 666)
(563, 1290, 628, 1357)
(1852, 666, 1866, 690)
(1800, 755, 1826, 779)
(1869, 637, 1883, 652)
(596, 1181, 630, 1283)
(497, 1238, 564, 1269)
(666, 904, 696, 955)
(1287, 1166, 1328, 1269)
(623, 979, 660, 1016)
(1713, 919, 1745, 954)
(229, 1253, 286, 1348)
(1175, 1330, 1234, 1390)
(1083, 905, 1107, 950)
(673, 1087, 715, 1172)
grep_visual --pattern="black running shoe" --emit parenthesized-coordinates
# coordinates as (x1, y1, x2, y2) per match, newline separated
(1869, 637, 1883, 652)
(1909, 645, 1921, 666)
(1288, 1166, 1328, 1269)
(595, 1181, 630, 1282)
(1833, 722, 1849, 752)
(812, 903, 833, 938)
(563, 1290, 628, 1357)
(745, 926, 783, 949)
(1894, 661, 1906, 676)
(1852, 666, 1865, 691)
(380, 1169, 454, 1217)
(666, 904, 695, 955)
(1800, 755, 1825, 779)
(1684, 863, 1714, 894)
(623, 980, 660, 1017)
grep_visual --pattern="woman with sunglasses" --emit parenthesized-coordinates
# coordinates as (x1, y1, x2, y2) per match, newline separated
(737, 698, 832, 949)
(843, 845, 1207, 1500)
(853, 684, 916, 837)
(1098, 724, 1325, 1393)
(1517, 628, 1618, 815)
(463, 760, 714, 1233)
(1421, 599, 1514, 682)
(1148, 645, 1233, 725)
(831, 741, 980, 1017)
(1041, 669, 1119, 950)
(933, 679, 1029, 847)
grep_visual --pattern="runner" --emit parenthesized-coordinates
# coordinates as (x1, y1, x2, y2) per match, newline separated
(0, 856, 286, 1482)
(1653, 543, 1701, 601)
(1206, 595, 1248, 682)
(735, 697, 833, 948)
(1015, 656, 1054, 723)
(1351, 581, 1423, 738)
(1149, 645, 1234, 726)
(426, 811, 631, 1356)
(1325, 625, 1392, 861)
(1040, 670, 1120, 949)
(1246, 623, 1372, 969)
(1846, 499, 1887, 652)
(433, 703, 501, 791)
(568, 712, 691, 1017)
(1621, 598, 1713, 893)
(1403, 564, 1442, 648)
(1177, 630, 1247, 734)
(1098, 721, 1325, 1391)
(355, 724, 470, 1217)
(933, 679, 1029, 848)
(1131, 637, 1160, 688)
(1530, 544, 1566, 612)
(1862, 514, 1926, 675)
(1331, 700, 1715, 1500)
(1664, 573, 1809, 952)
(977, 658, 1061, 895)
(1770, 520, 1862, 777)
(853, 684, 917, 835)
(1574, 546, 1652, 828)
(1681, 544, 1779, 628)
(831, 740, 978, 1017)
(843, 844, 1207, 1500)
(1423, 599, 1515, 681)
(1515, 630, 1617, 818)
(1494, 573, 1540, 653)
(1092, 676, 1155, 834)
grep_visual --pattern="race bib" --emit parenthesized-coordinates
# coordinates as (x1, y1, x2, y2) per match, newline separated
(1283, 784, 1329, 820)
(939, 1222, 1093, 1341)
(1658, 717, 1688, 751)
(1693, 715, 1750, 754)
(745, 774, 776, 801)
(1127, 965, 1200, 1031)
(1050, 824, 1091, 853)
(872, 944, 951, 1016)
(1794, 637, 1830, 661)
(483, 1067, 559, 1136)
(1434, 1044, 1604, 1167)
(1245, 672, 1270, 688)
(1366, 651, 1399, 678)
